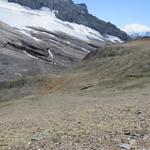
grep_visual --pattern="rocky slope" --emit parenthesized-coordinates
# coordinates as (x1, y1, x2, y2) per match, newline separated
(7, 0, 128, 41)
(0, 20, 101, 82)
(0, 0, 126, 83)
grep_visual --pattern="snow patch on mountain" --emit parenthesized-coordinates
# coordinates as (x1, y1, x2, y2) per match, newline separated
(19, 29, 41, 41)
(48, 49, 54, 59)
(23, 51, 38, 59)
(0, 0, 123, 42)
(105, 35, 123, 43)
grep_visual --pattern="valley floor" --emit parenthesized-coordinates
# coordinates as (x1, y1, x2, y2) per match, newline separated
(0, 90, 150, 150)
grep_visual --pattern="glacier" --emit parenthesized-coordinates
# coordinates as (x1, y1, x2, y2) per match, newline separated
(0, 0, 123, 43)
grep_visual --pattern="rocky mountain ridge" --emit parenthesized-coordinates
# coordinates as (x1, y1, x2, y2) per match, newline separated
(8, 0, 129, 41)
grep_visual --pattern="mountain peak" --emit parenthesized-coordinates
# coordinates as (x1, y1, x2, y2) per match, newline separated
(7, 0, 129, 41)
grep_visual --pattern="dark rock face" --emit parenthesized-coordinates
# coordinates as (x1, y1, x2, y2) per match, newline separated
(8, 0, 129, 41)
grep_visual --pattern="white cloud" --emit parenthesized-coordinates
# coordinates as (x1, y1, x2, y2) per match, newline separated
(122, 24, 150, 34)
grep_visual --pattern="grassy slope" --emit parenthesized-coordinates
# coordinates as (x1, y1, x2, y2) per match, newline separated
(51, 38, 150, 95)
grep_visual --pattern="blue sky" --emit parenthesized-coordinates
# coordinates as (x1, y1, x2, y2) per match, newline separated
(74, 0, 150, 33)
